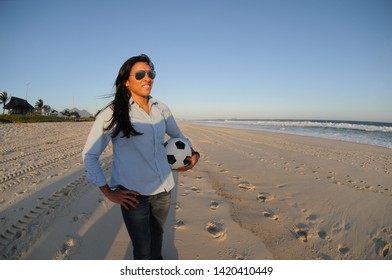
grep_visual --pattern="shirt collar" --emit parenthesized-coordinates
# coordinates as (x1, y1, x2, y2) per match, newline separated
(129, 95, 158, 106)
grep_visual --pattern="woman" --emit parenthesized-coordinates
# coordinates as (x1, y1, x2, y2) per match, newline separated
(82, 54, 199, 260)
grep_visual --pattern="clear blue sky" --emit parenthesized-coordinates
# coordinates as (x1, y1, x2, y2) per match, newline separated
(1, 0, 391, 121)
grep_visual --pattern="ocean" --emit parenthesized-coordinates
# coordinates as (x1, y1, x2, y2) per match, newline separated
(191, 119, 392, 149)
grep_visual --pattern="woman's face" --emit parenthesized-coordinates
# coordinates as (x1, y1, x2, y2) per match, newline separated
(125, 61, 154, 100)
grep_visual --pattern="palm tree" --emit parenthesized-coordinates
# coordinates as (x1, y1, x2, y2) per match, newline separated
(42, 105, 52, 115)
(35, 99, 44, 114)
(0, 91, 9, 114)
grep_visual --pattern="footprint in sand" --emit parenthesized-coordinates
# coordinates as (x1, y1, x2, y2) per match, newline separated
(292, 223, 309, 242)
(72, 212, 90, 222)
(257, 192, 273, 203)
(318, 253, 333, 260)
(206, 220, 226, 240)
(175, 201, 181, 211)
(372, 227, 392, 257)
(381, 243, 391, 257)
(261, 209, 279, 221)
(317, 230, 328, 240)
(305, 214, 318, 222)
(173, 219, 187, 230)
(332, 222, 350, 235)
(14, 191, 26, 196)
(191, 186, 201, 193)
(297, 212, 332, 242)
(313, 221, 349, 242)
(209, 200, 220, 210)
(373, 238, 391, 257)
(53, 235, 80, 260)
(338, 244, 350, 255)
(238, 181, 256, 190)
(234, 253, 248, 260)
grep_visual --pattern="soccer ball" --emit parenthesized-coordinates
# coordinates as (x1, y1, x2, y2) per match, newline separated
(164, 138, 191, 169)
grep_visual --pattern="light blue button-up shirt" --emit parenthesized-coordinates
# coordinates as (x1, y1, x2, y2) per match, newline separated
(82, 96, 191, 195)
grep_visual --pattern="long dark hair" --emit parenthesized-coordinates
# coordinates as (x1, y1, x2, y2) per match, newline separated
(105, 54, 155, 138)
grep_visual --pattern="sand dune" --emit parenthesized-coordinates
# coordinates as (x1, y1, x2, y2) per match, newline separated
(0, 121, 391, 260)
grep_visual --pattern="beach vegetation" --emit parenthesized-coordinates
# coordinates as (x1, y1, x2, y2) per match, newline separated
(0, 91, 9, 114)
(35, 99, 44, 114)
(60, 109, 80, 118)
(0, 114, 94, 123)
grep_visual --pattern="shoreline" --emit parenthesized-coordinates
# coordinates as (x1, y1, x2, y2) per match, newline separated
(189, 119, 392, 149)
(0, 122, 391, 259)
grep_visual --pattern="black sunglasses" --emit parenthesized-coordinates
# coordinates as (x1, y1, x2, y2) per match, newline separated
(133, 70, 156, 80)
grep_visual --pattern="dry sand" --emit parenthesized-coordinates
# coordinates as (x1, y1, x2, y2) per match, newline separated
(0, 121, 391, 260)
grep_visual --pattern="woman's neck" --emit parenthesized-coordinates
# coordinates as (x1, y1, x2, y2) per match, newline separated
(133, 96, 150, 114)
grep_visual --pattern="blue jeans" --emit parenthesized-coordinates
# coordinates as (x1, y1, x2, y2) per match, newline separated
(120, 190, 171, 260)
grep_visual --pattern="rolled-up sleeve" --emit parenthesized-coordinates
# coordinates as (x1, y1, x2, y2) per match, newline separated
(82, 108, 112, 187)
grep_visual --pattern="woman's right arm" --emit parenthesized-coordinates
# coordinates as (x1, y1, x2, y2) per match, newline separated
(82, 109, 140, 209)
(82, 109, 112, 187)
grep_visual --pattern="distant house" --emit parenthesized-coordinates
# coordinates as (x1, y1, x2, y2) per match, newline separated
(4, 97, 34, 114)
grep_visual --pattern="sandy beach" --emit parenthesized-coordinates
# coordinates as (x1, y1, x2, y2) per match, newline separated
(0, 121, 391, 260)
